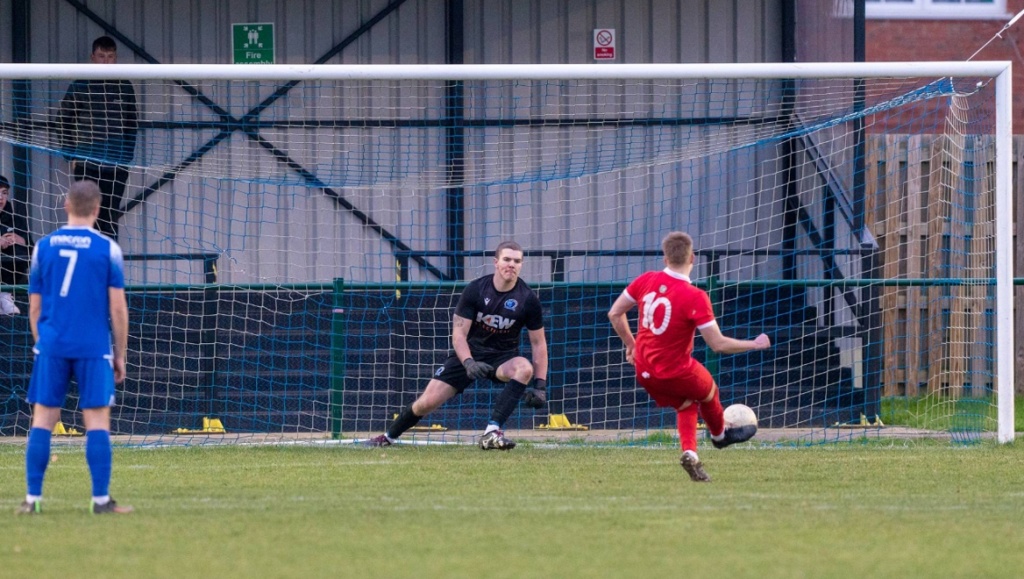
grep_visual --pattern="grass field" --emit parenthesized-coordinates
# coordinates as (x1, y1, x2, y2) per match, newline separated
(3, 440, 1024, 579)
(880, 395, 1024, 432)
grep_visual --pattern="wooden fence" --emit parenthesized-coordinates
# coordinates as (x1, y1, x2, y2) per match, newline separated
(863, 134, 1016, 397)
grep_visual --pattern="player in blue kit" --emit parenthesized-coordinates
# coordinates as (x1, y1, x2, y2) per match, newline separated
(367, 240, 548, 450)
(16, 180, 131, 515)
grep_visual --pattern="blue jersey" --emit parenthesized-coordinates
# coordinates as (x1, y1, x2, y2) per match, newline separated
(29, 225, 125, 359)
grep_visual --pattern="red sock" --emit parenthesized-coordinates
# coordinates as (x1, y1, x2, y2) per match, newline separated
(699, 390, 725, 437)
(676, 404, 699, 453)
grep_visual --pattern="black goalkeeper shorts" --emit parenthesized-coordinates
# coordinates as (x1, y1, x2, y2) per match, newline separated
(431, 350, 521, 393)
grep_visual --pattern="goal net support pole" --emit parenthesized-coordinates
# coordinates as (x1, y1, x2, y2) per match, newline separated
(994, 65, 1014, 443)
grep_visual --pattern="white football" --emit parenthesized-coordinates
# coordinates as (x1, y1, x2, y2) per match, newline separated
(723, 403, 757, 429)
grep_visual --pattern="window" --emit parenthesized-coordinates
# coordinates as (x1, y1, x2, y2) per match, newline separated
(866, 0, 1009, 19)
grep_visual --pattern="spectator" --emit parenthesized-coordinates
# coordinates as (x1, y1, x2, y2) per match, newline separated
(56, 35, 138, 241)
(0, 175, 31, 315)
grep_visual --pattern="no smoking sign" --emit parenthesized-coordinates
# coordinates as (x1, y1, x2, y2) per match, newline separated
(593, 29, 615, 60)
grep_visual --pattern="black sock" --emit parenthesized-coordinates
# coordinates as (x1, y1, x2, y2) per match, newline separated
(489, 380, 529, 427)
(387, 405, 423, 439)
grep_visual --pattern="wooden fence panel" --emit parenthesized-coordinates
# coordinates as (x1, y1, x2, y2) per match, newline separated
(968, 142, 994, 395)
(866, 134, 1011, 398)
(879, 135, 906, 396)
(904, 136, 925, 394)
(1015, 138, 1024, 396)
(925, 136, 950, 395)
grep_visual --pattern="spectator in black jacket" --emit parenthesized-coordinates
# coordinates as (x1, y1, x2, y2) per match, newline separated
(56, 36, 137, 241)
(0, 175, 31, 315)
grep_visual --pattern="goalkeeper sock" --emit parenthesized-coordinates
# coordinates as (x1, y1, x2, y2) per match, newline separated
(676, 404, 699, 453)
(699, 391, 725, 438)
(489, 379, 528, 427)
(387, 405, 423, 439)
(86, 429, 113, 499)
(25, 427, 52, 497)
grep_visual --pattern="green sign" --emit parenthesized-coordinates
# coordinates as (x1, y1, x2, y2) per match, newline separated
(232, 23, 275, 64)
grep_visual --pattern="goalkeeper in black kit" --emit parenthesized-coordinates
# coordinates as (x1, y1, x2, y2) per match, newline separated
(367, 241, 548, 450)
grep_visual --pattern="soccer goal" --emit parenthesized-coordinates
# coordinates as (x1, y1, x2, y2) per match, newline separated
(0, 61, 1013, 445)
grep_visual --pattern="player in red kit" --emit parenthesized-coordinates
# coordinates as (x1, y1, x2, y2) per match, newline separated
(608, 232, 770, 482)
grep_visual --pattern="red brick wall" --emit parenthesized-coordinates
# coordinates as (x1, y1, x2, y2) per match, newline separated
(867, 1, 1024, 130)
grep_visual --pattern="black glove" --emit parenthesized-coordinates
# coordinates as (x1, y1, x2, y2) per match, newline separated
(523, 378, 547, 409)
(462, 358, 494, 380)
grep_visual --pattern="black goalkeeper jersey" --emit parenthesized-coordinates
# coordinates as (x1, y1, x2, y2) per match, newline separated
(454, 275, 544, 357)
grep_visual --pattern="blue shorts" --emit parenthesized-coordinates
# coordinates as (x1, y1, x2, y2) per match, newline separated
(28, 354, 116, 409)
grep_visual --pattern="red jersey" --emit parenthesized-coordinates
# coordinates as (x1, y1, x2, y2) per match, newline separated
(623, 268, 716, 378)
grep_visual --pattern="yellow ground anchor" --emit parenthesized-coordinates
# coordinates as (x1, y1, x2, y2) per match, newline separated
(535, 414, 588, 431)
(833, 413, 885, 428)
(392, 413, 447, 432)
(172, 417, 227, 434)
(52, 422, 83, 436)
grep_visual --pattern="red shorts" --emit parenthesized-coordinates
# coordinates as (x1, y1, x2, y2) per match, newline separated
(635, 360, 714, 409)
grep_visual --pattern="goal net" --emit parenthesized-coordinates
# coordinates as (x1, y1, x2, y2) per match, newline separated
(0, 62, 1013, 445)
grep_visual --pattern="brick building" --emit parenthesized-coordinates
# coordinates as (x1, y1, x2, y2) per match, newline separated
(866, 0, 1024, 129)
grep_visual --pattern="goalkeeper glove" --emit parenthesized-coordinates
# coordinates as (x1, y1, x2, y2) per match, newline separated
(523, 378, 547, 409)
(462, 358, 494, 380)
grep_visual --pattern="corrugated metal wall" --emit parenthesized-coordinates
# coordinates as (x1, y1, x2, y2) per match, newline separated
(0, 0, 10, 62)
(794, 0, 855, 63)
(2, 0, 797, 285)
(29, 0, 448, 65)
(0, 0, 15, 216)
(463, 0, 782, 64)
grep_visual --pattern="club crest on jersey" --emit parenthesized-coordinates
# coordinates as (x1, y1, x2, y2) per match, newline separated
(504, 299, 518, 311)
(659, 285, 667, 293)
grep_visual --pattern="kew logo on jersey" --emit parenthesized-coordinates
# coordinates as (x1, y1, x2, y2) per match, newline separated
(50, 234, 92, 249)
(476, 311, 516, 330)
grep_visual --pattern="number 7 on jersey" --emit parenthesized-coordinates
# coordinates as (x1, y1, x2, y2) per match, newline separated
(58, 248, 78, 297)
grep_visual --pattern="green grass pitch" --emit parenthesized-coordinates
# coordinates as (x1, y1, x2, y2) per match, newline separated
(3, 441, 1024, 578)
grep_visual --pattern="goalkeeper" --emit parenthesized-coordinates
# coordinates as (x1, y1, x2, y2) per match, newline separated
(607, 232, 770, 482)
(367, 240, 548, 450)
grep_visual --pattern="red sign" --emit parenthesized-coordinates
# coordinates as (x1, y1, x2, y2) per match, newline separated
(594, 29, 616, 60)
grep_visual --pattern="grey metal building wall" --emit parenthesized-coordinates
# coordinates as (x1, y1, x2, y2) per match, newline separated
(794, 0, 856, 63)
(463, 0, 782, 64)
(0, 0, 12, 201)
(29, 0, 447, 65)
(0, 0, 9, 63)
(2, 0, 798, 285)
(14, 0, 452, 285)
(461, 0, 786, 282)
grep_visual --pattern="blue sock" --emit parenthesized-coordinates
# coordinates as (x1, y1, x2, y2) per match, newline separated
(25, 427, 52, 497)
(86, 430, 112, 498)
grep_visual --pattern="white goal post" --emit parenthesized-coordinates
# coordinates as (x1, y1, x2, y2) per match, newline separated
(0, 61, 1013, 445)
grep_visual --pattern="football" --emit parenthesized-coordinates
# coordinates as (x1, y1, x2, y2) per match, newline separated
(723, 403, 757, 430)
